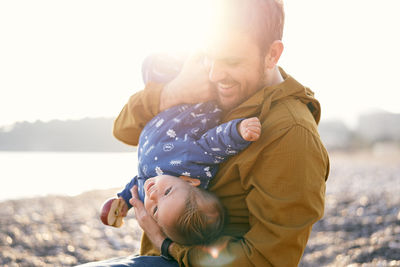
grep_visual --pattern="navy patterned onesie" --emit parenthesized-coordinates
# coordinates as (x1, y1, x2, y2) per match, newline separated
(117, 102, 251, 207)
(117, 54, 252, 208)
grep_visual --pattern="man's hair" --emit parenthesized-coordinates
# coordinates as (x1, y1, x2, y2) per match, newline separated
(165, 186, 226, 245)
(217, 0, 285, 52)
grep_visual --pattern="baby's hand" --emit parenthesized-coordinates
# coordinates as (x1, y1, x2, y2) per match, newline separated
(238, 117, 261, 141)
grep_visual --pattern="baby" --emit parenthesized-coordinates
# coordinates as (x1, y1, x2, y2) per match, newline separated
(100, 54, 261, 245)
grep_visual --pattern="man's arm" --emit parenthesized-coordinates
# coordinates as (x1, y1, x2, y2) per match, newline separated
(167, 124, 329, 267)
(159, 53, 217, 111)
(113, 83, 164, 146)
(114, 53, 216, 145)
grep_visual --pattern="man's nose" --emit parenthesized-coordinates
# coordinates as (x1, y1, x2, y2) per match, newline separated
(209, 61, 227, 83)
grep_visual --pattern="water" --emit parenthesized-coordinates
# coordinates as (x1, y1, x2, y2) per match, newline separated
(0, 151, 138, 201)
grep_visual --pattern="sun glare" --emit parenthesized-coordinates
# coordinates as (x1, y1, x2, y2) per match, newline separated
(137, 0, 214, 54)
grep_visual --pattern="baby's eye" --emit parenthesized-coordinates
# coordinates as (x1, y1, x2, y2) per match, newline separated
(164, 187, 172, 196)
(153, 206, 158, 215)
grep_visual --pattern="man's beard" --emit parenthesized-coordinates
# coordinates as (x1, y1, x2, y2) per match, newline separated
(214, 57, 267, 111)
(257, 57, 268, 90)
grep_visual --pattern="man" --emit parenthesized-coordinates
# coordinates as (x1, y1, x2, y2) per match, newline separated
(80, 0, 329, 266)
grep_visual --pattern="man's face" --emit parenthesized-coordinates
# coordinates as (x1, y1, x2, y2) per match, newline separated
(143, 175, 191, 231)
(204, 30, 266, 110)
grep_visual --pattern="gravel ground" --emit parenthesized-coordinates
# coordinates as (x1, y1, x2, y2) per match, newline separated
(0, 151, 399, 267)
(300, 151, 400, 267)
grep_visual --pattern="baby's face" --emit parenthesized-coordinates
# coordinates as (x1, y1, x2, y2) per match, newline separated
(143, 175, 192, 231)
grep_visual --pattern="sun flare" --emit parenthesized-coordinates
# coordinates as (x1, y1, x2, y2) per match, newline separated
(136, 0, 214, 54)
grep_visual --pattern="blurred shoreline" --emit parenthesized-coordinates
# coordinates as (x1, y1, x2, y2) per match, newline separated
(1, 151, 399, 266)
(0, 151, 137, 203)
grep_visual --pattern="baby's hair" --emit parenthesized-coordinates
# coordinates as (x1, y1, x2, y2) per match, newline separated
(166, 186, 226, 245)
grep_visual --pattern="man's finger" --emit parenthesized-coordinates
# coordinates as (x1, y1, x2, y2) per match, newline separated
(129, 185, 143, 208)
(130, 185, 139, 198)
(129, 198, 136, 207)
(130, 196, 145, 213)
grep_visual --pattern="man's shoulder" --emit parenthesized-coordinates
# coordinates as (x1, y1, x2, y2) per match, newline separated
(262, 97, 319, 137)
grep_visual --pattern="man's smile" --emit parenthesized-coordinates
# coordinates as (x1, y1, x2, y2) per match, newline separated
(217, 83, 238, 97)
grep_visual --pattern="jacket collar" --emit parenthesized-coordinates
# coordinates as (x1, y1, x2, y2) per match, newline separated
(223, 67, 321, 124)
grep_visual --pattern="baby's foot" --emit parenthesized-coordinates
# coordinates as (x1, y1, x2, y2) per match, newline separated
(238, 117, 261, 141)
(100, 197, 128, 227)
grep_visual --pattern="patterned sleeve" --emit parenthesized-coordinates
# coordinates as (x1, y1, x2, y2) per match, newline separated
(150, 118, 252, 187)
(117, 176, 146, 209)
(184, 118, 252, 165)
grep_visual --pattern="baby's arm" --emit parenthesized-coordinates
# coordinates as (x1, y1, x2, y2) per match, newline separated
(188, 117, 261, 162)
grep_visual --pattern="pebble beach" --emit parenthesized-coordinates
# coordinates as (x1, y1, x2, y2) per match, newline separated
(1, 151, 399, 266)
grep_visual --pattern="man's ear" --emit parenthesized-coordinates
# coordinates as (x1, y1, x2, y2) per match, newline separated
(264, 40, 284, 69)
(179, 176, 201, 187)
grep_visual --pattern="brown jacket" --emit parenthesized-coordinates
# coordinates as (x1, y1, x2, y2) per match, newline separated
(113, 67, 330, 267)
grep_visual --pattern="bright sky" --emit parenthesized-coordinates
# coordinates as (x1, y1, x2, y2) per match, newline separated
(1, 0, 399, 129)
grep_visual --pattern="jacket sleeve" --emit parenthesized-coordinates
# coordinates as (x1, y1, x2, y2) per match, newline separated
(169, 124, 329, 267)
(113, 82, 164, 146)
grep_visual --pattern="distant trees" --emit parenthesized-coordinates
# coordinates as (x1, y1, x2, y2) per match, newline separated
(319, 111, 400, 151)
(0, 118, 134, 152)
(357, 112, 400, 143)
(1, 111, 399, 152)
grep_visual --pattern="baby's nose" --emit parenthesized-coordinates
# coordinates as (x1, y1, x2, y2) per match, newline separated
(148, 188, 158, 201)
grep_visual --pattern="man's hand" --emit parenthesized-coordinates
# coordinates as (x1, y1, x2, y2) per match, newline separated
(160, 53, 217, 111)
(238, 117, 261, 141)
(129, 185, 166, 250)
